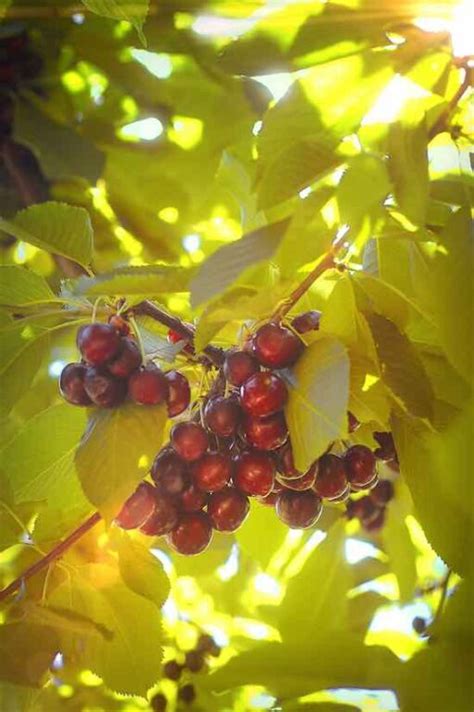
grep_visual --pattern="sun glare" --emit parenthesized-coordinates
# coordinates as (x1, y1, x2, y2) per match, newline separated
(416, 0, 474, 57)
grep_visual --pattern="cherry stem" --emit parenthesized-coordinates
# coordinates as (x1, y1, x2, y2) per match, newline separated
(0, 512, 101, 604)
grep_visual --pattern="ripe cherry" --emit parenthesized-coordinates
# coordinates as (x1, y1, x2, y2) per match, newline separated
(191, 452, 232, 492)
(278, 463, 317, 491)
(171, 422, 209, 462)
(242, 411, 288, 451)
(291, 310, 322, 334)
(256, 481, 283, 506)
(115, 482, 156, 530)
(108, 314, 130, 336)
(329, 485, 351, 503)
(240, 372, 287, 417)
(84, 367, 127, 408)
(178, 684, 196, 705)
(163, 660, 182, 680)
(370, 479, 394, 506)
(346, 495, 380, 525)
(59, 362, 92, 406)
(207, 488, 250, 532)
(276, 442, 302, 479)
(150, 692, 167, 712)
(185, 650, 205, 672)
(151, 449, 189, 497)
(204, 396, 241, 438)
(275, 490, 322, 529)
(167, 512, 213, 555)
(140, 494, 178, 536)
(223, 349, 259, 386)
(313, 454, 348, 500)
(344, 445, 377, 488)
(178, 480, 209, 512)
(252, 322, 303, 368)
(128, 364, 169, 405)
(373, 432, 397, 461)
(77, 323, 121, 366)
(107, 337, 142, 379)
(165, 370, 191, 417)
(233, 450, 275, 497)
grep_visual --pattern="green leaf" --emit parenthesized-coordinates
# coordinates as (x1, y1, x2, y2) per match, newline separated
(0, 623, 59, 686)
(0, 266, 55, 307)
(283, 703, 360, 712)
(190, 219, 289, 308)
(387, 103, 429, 225)
(76, 265, 193, 299)
(75, 403, 167, 520)
(0, 202, 93, 269)
(285, 337, 350, 472)
(236, 501, 289, 570)
(49, 563, 163, 696)
(17, 600, 113, 640)
(82, 0, 149, 40)
(381, 481, 417, 602)
(116, 532, 170, 606)
(337, 154, 390, 231)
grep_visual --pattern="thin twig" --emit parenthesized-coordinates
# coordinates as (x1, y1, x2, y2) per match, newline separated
(428, 65, 472, 140)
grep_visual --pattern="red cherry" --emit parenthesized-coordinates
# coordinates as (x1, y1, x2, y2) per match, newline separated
(370, 479, 394, 506)
(165, 370, 191, 418)
(346, 495, 380, 524)
(167, 512, 213, 555)
(84, 367, 127, 408)
(240, 372, 287, 417)
(278, 463, 317, 491)
(191, 452, 232, 492)
(140, 493, 178, 536)
(344, 445, 377, 488)
(313, 454, 348, 500)
(252, 322, 303, 368)
(128, 364, 169, 405)
(328, 485, 351, 503)
(242, 411, 288, 451)
(171, 422, 209, 462)
(233, 450, 275, 497)
(77, 323, 121, 365)
(178, 480, 209, 512)
(107, 337, 142, 379)
(207, 487, 250, 532)
(59, 362, 92, 406)
(348, 412, 360, 433)
(115, 482, 156, 530)
(256, 481, 283, 506)
(291, 310, 322, 334)
(276, 442, 302, 479)
(108, 314, 130, 336)
(275, 490, 322, 529)
(204, 396, 241, 438)
(223, 349, 259, 386)
(350, 473, 379, 492)
(151, 449, 189, 497)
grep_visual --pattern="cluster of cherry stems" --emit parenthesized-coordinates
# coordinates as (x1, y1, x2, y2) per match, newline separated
(60, 310, 397, 556)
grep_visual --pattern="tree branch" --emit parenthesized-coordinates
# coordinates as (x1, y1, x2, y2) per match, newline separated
(428, 65, 472, 140)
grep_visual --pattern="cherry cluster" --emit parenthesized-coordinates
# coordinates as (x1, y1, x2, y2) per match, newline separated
(59, 316, 191, 416)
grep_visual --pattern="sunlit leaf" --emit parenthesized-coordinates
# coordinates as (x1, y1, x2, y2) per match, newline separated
(0, 266, 55, 307)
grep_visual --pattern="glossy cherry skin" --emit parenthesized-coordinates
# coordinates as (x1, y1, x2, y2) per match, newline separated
(344, 445, 377, 488)
(242, 411, 288, 451)
(207, 487, 250, 532)
(77, 323, 121, 366)
(128, 364, 169, 405)
(140, 493, 178, 536)
(223, 349, 259, 386)
(275, 490, 322, 529)
(370, 479, 394, 506)
(233, 450, 275, 497)
(373, 432, 397, 461)
(165, 370, 191, 417)
(204, 396, 241, 438)
(291, 310, 322, 334)
(191, 452, 232, 492)
(170, 422, 209, 462)
(115, 482, 157, 530)
(313, 454, 348, 500)
(84, 367, 127, 408)
(252, 322, 303, 368)
(167, 512, 213, 555)
(108, 337, 142, 379)
(278, 463, 317, 491)
(151, 449, 189, 497)
(59, 362, 92, 406)
(256, 481, 283, 506)
(108, 314, 130, 336)
(276, 442, 302, 479)
(240, 372, 288, 417)
(178, 480, 209, 512)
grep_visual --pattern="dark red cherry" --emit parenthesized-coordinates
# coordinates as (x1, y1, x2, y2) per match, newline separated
(178, 481, 209, 512)
(171, 422, 209, 462)
(185, 650, 205, 673)
(275, 490, 322, 529)
(128, 364, 169, 405)
(163, 660, 182, 680)
(313, 454, 348, 500)
(329, 485, 351, 503)
(196, 634, 219, 655)
(252, 322, 303, 368)
(77, 323, 121, 365)
(348, 412, 360, 433)
(364, 507, 386, 532)
(256, 481, 283, 506)
(233, 450, 275, 497)
(207, 488, 250, 532)
(140, 493, 178, 536)
(84, 367, 127, 408)
(346, 495, 380, 525)
(59, 362, 92, 406)
(344, 445, 377, 488)
(165, 370, 191, 417)
(107, 337, 142, 379)
(223, 349, 259, 386)
(412, 617, 427, 635)
(276, 442, 302, 479)
(242, 411, 288, 451)
(178, 684, 196, 705)
(370, 479, 394, 506)
(373, 432, 397, 461)
(191, 452, 232, 492)
(240, 372, 287, 417)
(291, 310, 322, 334)
(150, 692, 167, 712)
(278, 463, 318, 491)
(108, 314, 130, 336)
(115, 482, 156, 530)
(204, 396, 241, 438)
(167, 512, 213, 555)
(350, 473, 379, 492)
(151, 449, 189, 497)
